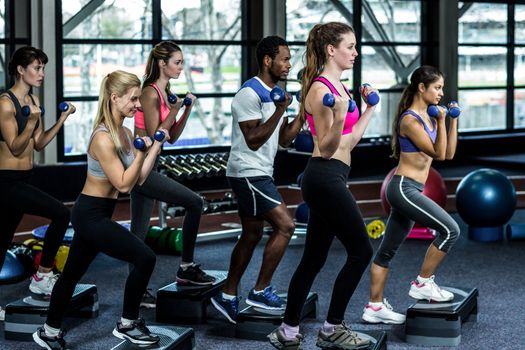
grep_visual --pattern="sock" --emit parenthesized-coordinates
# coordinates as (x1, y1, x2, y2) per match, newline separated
(280, 322, 299, 339)
(368, 301, 383, 307)
(44, 323, 60, 337)
(120, 317, 134, 326)
(417, 275, 430, 284)
(36, 271, 53, 278)
(253, 288, 265, 294)
(322, 321, 337, 334)
(222, 292, 236, 300)
(180, 262, 193, 270)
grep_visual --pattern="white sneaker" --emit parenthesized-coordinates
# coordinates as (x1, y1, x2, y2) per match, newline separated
(409, 275, 454, 302)
(362, 298, 406, 324)
(0, 306, 5, 321)
(29, 272, 60, 296)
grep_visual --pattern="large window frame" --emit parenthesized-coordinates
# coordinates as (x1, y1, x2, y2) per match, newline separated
(55, 0, 247, 162)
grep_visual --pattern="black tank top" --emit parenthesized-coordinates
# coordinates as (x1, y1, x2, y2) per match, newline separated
(0, 90, 40, 142)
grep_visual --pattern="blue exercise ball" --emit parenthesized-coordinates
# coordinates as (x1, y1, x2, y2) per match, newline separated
(0, 250, 25, 284)
(295, 202, 310, 223)
(294, 132, 314, 153)
(456, 168, 516, 227)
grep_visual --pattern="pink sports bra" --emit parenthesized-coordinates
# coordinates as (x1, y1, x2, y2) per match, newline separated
(134, 83, 171, 130)
(305, 76, 359, 136)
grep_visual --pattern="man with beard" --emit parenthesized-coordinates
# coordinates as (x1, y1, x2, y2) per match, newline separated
(211, 36, 305, 324)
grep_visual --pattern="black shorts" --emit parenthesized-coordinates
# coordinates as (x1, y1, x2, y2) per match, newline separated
(228, 176, 282, 217)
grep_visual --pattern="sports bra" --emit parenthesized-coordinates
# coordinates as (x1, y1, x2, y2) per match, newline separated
(134, 83, 171, 130)
(398, 110, 437, 153)
(305, 76, 359, 136)
(0, 91, 40, 142)
(87, 125, 135, 178)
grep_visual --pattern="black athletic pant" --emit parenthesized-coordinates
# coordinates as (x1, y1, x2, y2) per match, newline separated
(46, 194, 156, 328)
(0, 170, 70, 269)
(130, 167, 203, 263)
(283, 157, 373, 326)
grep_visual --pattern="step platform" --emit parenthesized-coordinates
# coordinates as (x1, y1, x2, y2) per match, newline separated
(4, 283, 98, 341)
(156, 270, 227, 324)
(111, 325, 195, 350)
(318, 330, 387, 350)
(235, 292, 317, 341)
(405, 286, 478, 346)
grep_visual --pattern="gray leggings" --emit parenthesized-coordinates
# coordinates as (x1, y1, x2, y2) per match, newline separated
(373, 175, 460, 268)
(130, 168, 203, 264)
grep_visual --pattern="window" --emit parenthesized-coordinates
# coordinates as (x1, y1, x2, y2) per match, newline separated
(58, 0, 242, 160)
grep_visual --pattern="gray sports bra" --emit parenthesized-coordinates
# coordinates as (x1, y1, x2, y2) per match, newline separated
(87, 125, 135, 178)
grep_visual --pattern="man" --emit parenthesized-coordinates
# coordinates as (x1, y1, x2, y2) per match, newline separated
(211, 36, 305, 324)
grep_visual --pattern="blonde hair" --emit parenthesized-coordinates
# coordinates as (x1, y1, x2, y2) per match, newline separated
(299, 22, 354, 122)
(93, 70, 141, 154)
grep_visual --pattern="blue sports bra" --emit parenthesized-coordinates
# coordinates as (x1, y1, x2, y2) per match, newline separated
(87, 125, 135, 178)
(398, 110, 437, 153)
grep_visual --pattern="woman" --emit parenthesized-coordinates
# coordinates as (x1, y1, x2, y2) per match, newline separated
(33, 70, 166, 349)
(0, 46, 73, 299)
(268, 22, 377, 349)
(362, 65, 460, 325)
(131, 40, 214, 295)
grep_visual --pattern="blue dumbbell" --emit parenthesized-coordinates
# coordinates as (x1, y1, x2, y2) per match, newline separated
(21, 105, 45, 117)
(167, 94, 192, 106)
(58, 102, 76, 113)
(153, 130, 165, 142)
(322, 93, 357, 112)
(360, 83, 380, 106)
(134, 130, 165, 150)
(270, 86, 287, 102)
(427, 104, 448, 118)
(448, 101, 461, 118)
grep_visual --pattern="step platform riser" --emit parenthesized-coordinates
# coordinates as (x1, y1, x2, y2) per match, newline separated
(405, 286, 478, 347)
(156, 270, 227, 324)
(111, 326, 195, 350)
(4, 284, 98, 341)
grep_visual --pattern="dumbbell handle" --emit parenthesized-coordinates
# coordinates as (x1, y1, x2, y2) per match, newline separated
(322, 93, 357, 112)
(360, 84, 380, 106)
(167, 94, 192, 106)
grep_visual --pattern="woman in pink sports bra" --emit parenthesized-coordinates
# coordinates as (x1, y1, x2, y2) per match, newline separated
(130, 41, 215, 302)
(269, 22, 378, 349)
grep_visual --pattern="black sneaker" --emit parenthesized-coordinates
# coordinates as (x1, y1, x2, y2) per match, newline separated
(176, 264, 216, 285)
(112, 318, 160, 345)
(140, 289, 157, 309)
(33, 327, 66, 350)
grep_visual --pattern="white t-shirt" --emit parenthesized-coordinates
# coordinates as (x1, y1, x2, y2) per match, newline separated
(227, 77, 284, 178)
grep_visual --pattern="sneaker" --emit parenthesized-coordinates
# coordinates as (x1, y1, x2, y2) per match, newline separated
(176, 264, 216, 285)
(409, 275, 454, 302)
(246, 286, 286, 310)
(29, 272, 60, 297)
(362, 298, 406, 324)
(112, 318, 160, 345)
(210, 293, 241, 324)
(33, 327, 66, 350)
(140, 289, 156, 309)
(316, 321, 370, 350)
(0, 306, 5, 322)
(268, 326, 303, 350)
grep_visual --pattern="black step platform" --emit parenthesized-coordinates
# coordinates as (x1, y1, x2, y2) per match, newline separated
(235, 292, 317, 340)
(405, 286, 478, 346)
(4, 283, 98, 341)
(156, 270, 227, 324)
(111, 325, 195, 350)
(327, 330, 387, 350)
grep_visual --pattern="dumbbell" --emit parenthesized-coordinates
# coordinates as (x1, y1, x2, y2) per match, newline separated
(58, 102, 76, 113)
(169, 155, 198, 180)
(166, 155, 195, 179)
(167, 94, 192, 106)
(427, 102, 461, 118)
(133, 130, 165, 150)
(21, 105, 45, 117)
(185, 154, 217, 177)
(159, 156, 184, 180)
(179, 155, 208, 179)
(270, 86, 292, 104)
(192, 154, 221, 175)
(359, 83, 380, 106)
(322, 93, 357, 112)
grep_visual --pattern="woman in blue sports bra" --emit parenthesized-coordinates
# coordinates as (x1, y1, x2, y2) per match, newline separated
(363, 65, 460, 325)
(269, 22, 378, 350)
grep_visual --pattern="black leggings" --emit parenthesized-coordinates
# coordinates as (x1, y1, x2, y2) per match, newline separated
(130, 167, 203, 263)
(46, 194, 156, 328)
(283, 158, 373, 326)
(0, 170, 70, 269)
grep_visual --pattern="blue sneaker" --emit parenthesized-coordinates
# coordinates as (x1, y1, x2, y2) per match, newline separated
(211, 293, 241, 324)
(246, 286, 286, 310)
